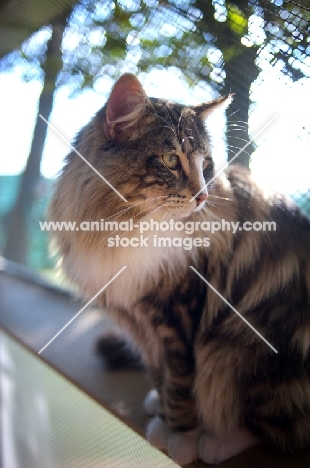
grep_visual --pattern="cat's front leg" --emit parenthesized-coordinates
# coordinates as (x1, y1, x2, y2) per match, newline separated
(143, 389, 161, 416)
(145, 332, 200, 465)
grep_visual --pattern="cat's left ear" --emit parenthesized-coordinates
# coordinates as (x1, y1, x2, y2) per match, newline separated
(104, 73, 151, 140)
(193, 95, 233, 120)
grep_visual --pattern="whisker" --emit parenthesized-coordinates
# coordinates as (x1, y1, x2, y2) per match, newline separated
(177, 107, 185, 140)
(206, 200, 232, 207)
(227, 124, 248, 129)
(90, 201, 170, 260)
(208, 195, 233, 201)
(226, 128, 249, 134)
(170, 206, 181, 221)
(156, 124, 176, 133)
(81, 208, 164, 259)
(227, 146, 251, 156)
(103, 195, 170, 221)
(81, 199, 166, 257)
(161, 206, 174, 221)
(202, 205, 223, 222)
(164, 108, 178, 137)
(167, 110, 175, 129)
(227, 120, 249, 125)
(227, 136, 252, 145)
(154, 112, 176, 137)
(141, 205, 164, 221)
(227, 110, 240, 119)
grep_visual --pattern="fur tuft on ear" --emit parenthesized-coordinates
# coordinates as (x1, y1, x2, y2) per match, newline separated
(104, 73, 150, 139)
(193, 94, 233, 120)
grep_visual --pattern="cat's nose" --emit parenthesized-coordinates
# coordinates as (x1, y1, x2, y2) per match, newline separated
(195, 192, 208, 206)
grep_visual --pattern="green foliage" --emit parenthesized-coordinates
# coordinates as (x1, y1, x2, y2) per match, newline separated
(1, 0, 309, 267)
(2, 0, 309, 95)
(227, 3, 248, 36)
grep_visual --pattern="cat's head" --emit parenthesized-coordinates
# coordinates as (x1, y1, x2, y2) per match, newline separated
(61, 74, 231, 225)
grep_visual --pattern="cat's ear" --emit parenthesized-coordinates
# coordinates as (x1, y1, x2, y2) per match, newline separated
(193, 95, 233, 120)
(104, 74, 151, 140)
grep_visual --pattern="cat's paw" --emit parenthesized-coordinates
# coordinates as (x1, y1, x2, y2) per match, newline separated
(167, 429, 200, 465)
(143, 389, 160, 416)
(146, 416, 200, 466)
(198, 427, 260, 464)
(146, 416, 171, 449)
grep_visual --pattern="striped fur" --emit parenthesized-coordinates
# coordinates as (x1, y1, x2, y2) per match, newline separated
(49, 74, 310, 463)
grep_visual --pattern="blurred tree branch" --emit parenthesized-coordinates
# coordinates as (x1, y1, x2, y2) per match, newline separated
(3, 12, 70, 263)
(1, 0, 309, 265)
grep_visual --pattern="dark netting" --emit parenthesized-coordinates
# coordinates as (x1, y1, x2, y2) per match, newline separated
(63, 0, 309, 214)
(10, 0, 307, 203)
(0, 0, 309, 257)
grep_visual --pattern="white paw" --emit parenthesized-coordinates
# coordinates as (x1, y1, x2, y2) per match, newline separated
(146, 416, 171, 449)
(198, 427, 260, 464)
(143, 389, 160, 416)
(146, 416, 200, 466)
(198, 435, 222, 465)
(168, 429, 200, 465)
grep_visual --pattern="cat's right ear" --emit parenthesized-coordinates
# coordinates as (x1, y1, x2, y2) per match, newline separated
(194, 95, 233, 120)
(104, 74, 150, 140)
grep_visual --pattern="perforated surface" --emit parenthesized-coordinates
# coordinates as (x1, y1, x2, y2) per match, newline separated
(1, 331, 179, 468)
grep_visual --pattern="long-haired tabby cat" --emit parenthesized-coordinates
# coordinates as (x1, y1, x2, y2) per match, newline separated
(49, 73, 310, 465)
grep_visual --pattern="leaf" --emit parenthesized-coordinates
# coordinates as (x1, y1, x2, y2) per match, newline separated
(227, 3, 248, 37)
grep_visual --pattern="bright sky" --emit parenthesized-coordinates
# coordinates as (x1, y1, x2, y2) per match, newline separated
(0, 67, 309, 194)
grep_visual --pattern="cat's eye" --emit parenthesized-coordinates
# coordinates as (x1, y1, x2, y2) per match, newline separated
(162, 153, 179, 170)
